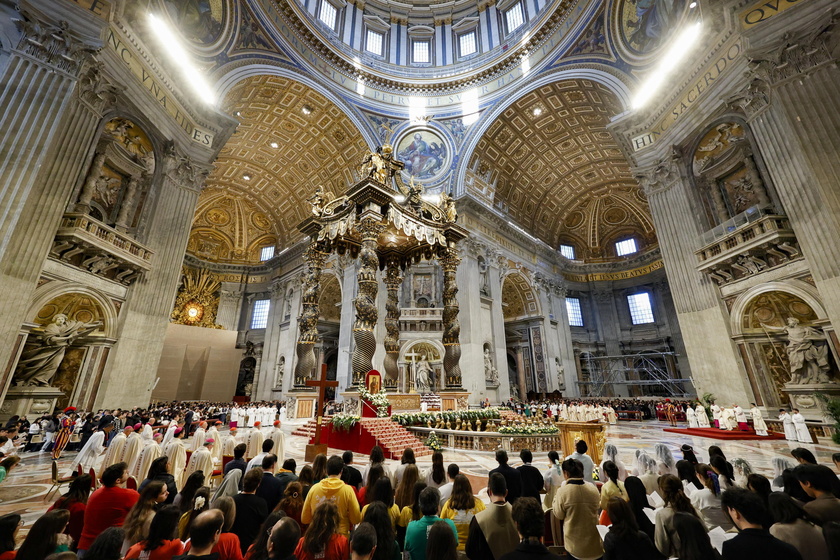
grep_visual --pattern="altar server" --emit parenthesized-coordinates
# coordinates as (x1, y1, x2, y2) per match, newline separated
(792, 409, 813, 443)
(780, 409, 797, 440)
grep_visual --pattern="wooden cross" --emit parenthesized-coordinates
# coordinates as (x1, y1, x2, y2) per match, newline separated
(306, 363, 339, 445)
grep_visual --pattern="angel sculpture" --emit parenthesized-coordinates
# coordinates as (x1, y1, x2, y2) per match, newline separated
(398, 175, 424, 213)
(438, 191, 457, 222)
(307, 186, 334, 217)
(360, 150, 388, 183)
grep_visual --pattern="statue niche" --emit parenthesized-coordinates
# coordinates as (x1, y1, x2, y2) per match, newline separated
(692, 122, 773, 227)
(6, 292, 109, 419)
(76, 118, 155, 231)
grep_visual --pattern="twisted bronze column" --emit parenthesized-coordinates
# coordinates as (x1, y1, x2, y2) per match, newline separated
(440, 246, 462, 388)
(293, 242, 327, 385)
(383, 260, 403, 388)
(351, 218, 383, 386)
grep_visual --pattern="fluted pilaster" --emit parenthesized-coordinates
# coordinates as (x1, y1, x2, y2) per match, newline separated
(0, 20, 114, 400)
(93, 149, 210, 408)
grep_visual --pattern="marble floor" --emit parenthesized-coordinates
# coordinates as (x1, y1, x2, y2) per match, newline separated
(1, 419, 836, 534)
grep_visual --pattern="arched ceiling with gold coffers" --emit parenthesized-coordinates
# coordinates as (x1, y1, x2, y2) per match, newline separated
(189, 75, 369, 262)
(468, 79, 656, 260)
(188, 188, 277, 264)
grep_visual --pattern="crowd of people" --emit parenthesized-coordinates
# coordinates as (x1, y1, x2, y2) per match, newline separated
(0, 397, 835, 560)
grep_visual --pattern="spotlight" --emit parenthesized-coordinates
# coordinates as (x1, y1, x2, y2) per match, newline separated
(302, 105, 313, 115)
(270, 142, 279, 148)
(243, 174, 251, 181)
(533, 107, 542, 116)
(689, 1, 697, 7)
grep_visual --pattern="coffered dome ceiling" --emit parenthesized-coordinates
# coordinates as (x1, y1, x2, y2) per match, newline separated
(468, 79, 656, 260)
(189, 75, 369, 263)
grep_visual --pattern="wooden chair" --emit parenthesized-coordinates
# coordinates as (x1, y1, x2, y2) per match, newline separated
(88, 468, 98, 490)
(44, 461, 74, 502)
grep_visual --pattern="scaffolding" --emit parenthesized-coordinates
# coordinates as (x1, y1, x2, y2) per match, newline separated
(576, 351, 689, 397)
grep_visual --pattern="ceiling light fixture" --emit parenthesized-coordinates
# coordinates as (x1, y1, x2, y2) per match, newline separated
(533, 107, 543, 116)
(270, 142, 279, 148)
(147, 13, 216, 105)
(632, 22, 703, 110)
(242, 174, 251, 181)
(689, 1, 697, 7)
(302, 105, 313, 115)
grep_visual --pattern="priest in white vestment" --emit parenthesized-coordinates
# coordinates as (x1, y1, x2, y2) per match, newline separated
(750, 405, 768, 436)
(163, 428, 188, 490)
(792, 409, 813, 443)
(206, 422, 223, 463)
(190, 422, 207, 453)
(221, 429, 238, 456)
(695, 404, 711, 428)
(120, 427, 144, 470)
(130, 433, 163, 480)
(245, 422, 264, 459)
(229, 406, 241, 429)
(722, 408, 738, 431)
(711, 403, 722, 428)
(101, 426, 131, 469)
(71, 424, 113, 472)
(733, 404, 749, 431)
(686, 406, 698, 428)
(779, 410, 797, 440)
(246, 407, 257, 428)
(267, 421, 285, 465)
(161, 421, 179, 448)
(185, 439, 215, 479)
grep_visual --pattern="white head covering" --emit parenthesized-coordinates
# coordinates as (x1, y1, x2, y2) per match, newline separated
(772, 457, 793, 479)
(654, 443, 675, 469)
(602, 443, 619, 463)
(212, 469, 242, 503)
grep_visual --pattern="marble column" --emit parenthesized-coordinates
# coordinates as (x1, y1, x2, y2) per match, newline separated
(0, 18, 116, 402)
(293, 243, 327, 385)
(94, 148, 212, 408)
(383, 260, 403, 387)
(634, 151, 752, 404)
(115, 174, 143, 231)
(731, 26, 840, 330)
(216, 282, 244, 331)
(351, 219, 382, 386)
(440, 246, 463, 388)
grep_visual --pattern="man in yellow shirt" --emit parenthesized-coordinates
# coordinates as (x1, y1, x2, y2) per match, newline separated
(301, 454, 362, 536)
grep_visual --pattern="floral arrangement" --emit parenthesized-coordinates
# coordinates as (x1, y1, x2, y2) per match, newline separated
(358, 386, 391, 417)
(392, 408, 501, 427)
(497, 424, 558, 435)
(425, 431, 442, 451)
(330, 413, 360, 432)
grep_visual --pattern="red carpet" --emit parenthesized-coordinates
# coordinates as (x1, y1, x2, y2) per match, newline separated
(663, 427, 786, 440)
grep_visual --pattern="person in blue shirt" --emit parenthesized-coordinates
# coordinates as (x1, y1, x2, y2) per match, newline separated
(404, 486, 458, 560)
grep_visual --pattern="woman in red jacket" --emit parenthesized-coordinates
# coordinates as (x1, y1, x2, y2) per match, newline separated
(47, 474, 92, 548)
(294, 502, 349, 560)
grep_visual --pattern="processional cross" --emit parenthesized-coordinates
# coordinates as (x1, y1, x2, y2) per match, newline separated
(306, 363, 339, 451)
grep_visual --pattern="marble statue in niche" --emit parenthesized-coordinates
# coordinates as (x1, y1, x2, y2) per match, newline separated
(414, 354, 435, 392)
(484, 347, 499, 386)
(14, 314, 101, 387)
(274, 356, 285, 389)
(555, 357, 566, 390)
(761, 318, 833, 384)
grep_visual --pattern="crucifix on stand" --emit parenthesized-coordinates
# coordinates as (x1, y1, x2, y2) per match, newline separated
(305, 363, 338, 461)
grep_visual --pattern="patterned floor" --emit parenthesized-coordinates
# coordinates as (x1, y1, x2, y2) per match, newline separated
(1, 419, 836, 530)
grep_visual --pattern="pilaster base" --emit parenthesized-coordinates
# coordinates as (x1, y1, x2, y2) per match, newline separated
(0, 386, 66, 421)
(784, 383, 840, 421)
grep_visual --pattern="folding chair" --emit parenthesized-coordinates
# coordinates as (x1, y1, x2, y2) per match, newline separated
(44, 461, 74, 502)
